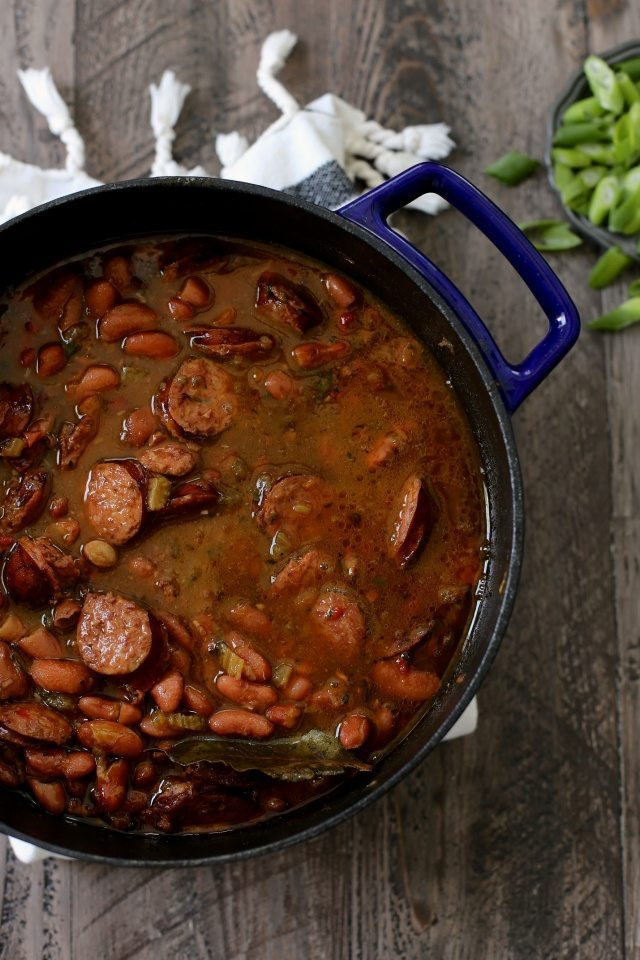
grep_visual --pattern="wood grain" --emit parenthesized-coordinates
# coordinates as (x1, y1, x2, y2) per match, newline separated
(0, 0, 637, 957)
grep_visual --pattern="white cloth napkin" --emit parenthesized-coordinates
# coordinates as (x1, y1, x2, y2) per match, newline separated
(0, 29, 454, 222)
(3, 28, 475, 865)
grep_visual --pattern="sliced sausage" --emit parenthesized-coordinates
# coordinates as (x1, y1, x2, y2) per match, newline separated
(256, 272, 322, 333)
(269, 548, 334, 596)
(25, 747, 95, 780)
(188, 327, 275, 360)
(163, 357, 237, 438)
(159, 477, 219, 519)
(84, 460, 145, 545)
(310, 586, 366, 663)
(0, 383, 33, 438)
(0, 469, 50, 532)
(139, 442, 197, 477)
(388, 475, 436, 567)
(0, 701, 72, 743)
(77, 591, 152, 675)
(257, 474, 334, 547)
(58, 404, 100, 470)
(0, 642, 28, 699)
(4, 537, 79, 605)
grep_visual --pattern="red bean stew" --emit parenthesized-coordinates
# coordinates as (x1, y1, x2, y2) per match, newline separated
(0, 237, 486, 833)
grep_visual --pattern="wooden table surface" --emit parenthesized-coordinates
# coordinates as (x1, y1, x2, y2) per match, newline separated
(0, 1, 638, 957)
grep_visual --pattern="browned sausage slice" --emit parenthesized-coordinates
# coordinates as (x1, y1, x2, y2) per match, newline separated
(139, 442, 196, 477)
(188, 327, 275, 360)
(165, 358, 236, 438)
(0, 383, 33, 438)
(257, 475, 334, 547)
(388, 475, 436, 568)
(85, 461, 145, 545)
(269, 548, 335, 596)
(4, 537, 79, 605)
(77, 591, 152, 675)
(256, 272, 322, 333)
(0, 469, 50, 532)
(0, 701, 72, 743)
(310, 587, 366, 663)
(58, 398, 100, 470)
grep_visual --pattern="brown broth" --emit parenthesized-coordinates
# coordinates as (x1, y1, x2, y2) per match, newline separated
(0, 237, 486, 833)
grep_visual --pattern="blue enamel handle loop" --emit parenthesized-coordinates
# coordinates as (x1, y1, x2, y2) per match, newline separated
(337, 162, 580, 412)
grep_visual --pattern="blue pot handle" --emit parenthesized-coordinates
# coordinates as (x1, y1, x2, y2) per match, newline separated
(337, 162, 580, 412)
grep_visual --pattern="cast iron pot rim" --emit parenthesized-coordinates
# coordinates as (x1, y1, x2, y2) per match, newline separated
(0, 176, 524, 866)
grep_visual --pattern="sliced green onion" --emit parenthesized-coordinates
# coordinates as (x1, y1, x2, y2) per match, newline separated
(553, 121, 609, 147)
(484, 152, 539, 186)
(552, 147, 593, 168)
(588, 246, 632, 288)
(518, 220, 583, 251)
(562, 96, 606, 123)
(269, 529, 292, 560)
(609, 184, 640, 234)
(617, 71, 640, 106)
(588, 296, 640, 330)
(628, 278, 640, 296)
(576, 141, 617, 164)
(617, 58, 640, 82)
(588, 174, 621, 225)
(585, 55, 625, 114)
(553, 161, 574, 191)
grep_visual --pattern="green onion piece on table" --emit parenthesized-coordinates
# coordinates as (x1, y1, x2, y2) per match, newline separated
(588, 246, 632, 288)
(588, 174, 621, 225)
(518, 219, 582, 251)
(584, 55, 625, 114)
(562, 96, 606, 123)
(484, 152, 539, 185)
(588, 297, 640, 330)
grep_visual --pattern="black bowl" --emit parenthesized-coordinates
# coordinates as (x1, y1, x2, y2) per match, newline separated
(546, 39, 640, 260)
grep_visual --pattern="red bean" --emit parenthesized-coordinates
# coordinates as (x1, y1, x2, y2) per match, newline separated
(179, 276, 211, 308)
(48, 496, 69, 518)
(0, 642, 28, 699)
(323, 273, 359, 308)
(103, 255, 135, 292)
(27, 777, 66, 814)
(183, 682, 215, 716)
(30, 659, 94, 695)
(98, 303, 157, 342)
(265, 704, 302, 730)
(338, 713, 371, 750)
(85, 279, 119, 318)
(121, 406, 157, 446)
(283, 674, 313, 701)
(151, 670, 184, 713)
(36, 343, 66, 379)
(122, 331, 179, 358)
(208, 708, 274, 739)
(215, 675, 278, 711)
(25, 747, 95, 780)
(370, 659, 440, 701)
(18, 627, 63, 658)
(95, 757, 129, 813)
(78, 695, 142, 726)
(225, 630, 272, 683)
(77, 720, 144, 757)
(132, 760, 157, 787)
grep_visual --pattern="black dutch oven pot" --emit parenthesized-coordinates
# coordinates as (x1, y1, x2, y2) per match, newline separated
(0, 163, 580, 865)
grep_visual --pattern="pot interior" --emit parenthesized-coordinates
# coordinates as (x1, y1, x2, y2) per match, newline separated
(0, 179, 522, 864)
